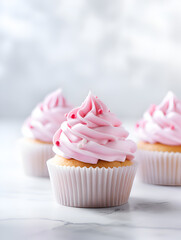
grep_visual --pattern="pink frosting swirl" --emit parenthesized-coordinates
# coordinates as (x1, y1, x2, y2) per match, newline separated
(53, 92, 136, 164)
(22, 89, 73, 142)
(136, 91, 181, 145)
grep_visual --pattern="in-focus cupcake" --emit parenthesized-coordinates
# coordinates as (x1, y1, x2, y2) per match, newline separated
(19, 89, 72, 177)
(136, 91, 181, 185)
(47, 92, 137, 207)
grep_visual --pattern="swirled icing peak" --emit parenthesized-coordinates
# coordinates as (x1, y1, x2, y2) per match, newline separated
(22, 89, 73, 142)
(136, 91, 181, 145)
(53, 92, 136, 164)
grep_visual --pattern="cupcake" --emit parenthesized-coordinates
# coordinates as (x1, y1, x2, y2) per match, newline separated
(136, 91, 181, 185)
(19, 89, 72, 177)
(47, 92, 137, 207)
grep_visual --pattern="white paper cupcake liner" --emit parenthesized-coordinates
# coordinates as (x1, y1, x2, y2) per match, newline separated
(18, 138, 54, 177)
(137, 150, 181, 185)
(47, 159, 137, 208)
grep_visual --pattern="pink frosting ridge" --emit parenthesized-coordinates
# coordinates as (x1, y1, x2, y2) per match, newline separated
(22, 89, 72, 142)
(53, 92, 136, 164)
(136, 91, 181, 145)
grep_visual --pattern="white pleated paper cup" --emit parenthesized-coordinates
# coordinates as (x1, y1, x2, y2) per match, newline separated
(18, 138, 54, 177)
(47, 159, 137, 208)
(137, 150, 181, 185)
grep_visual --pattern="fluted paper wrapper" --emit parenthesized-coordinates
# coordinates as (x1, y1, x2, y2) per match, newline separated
(18, 138, 54, 177)
(47, 159, 137, 208)
(137, 150, 181, 185)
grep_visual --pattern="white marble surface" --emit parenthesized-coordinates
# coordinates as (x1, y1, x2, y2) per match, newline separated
(0, 120, 181, 240)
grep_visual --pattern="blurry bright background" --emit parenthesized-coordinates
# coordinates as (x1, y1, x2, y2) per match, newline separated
(1, 0, 181, 120)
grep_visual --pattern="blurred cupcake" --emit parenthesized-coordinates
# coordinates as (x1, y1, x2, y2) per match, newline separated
(47, 92, 137, 207)
(136, 91, 181, 185)
(19, 89, 72, 177)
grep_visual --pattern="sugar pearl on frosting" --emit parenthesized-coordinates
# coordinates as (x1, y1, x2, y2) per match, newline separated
(55, 141, 60, 146)
(98, 109, 103, 114)
(71, 113, 76, 119)
(170, 125, 175, 130)
(77, 138, 87, 149)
